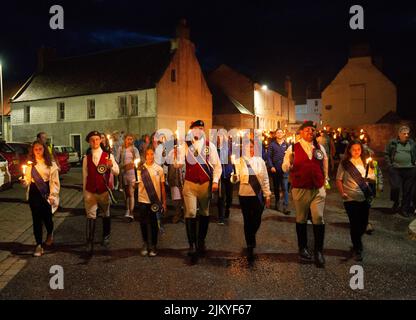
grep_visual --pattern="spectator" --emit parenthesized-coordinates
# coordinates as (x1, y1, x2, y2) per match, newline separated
(267, 128, 290, 214)
(385, 125, 416, 216)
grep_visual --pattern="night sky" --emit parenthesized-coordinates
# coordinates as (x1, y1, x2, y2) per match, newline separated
(1, 0, 415, 118)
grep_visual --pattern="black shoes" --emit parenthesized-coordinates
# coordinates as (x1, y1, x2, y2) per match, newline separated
(299, 247, 312, 261)
(247, 247, 255, 263)
(391, 202, 400, 214)
(314, 251, 326, 268)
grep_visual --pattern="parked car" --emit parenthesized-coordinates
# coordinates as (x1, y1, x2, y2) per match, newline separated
(0, 140, 21, 182)
(7, 142, 70, 175)
(54, 146, 80, 165)
(0, 153, 12, 190)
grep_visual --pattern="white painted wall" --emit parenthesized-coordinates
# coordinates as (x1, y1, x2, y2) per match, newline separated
(11, 89, 157, 126)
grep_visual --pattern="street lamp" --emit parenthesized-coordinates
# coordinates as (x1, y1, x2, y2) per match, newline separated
(0, 62, 3, 140)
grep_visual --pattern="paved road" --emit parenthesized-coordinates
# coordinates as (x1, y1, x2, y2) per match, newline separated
(0, 167, 415, 299)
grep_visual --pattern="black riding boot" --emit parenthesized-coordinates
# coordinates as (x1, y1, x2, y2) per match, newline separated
(86, 218, 96, 254)
(313, 224, 326, 268)
(296, 223, 312, 260)
(102, 217, 111, 247)
(197, 216, 210, 256)
(185, 218, 197, 259)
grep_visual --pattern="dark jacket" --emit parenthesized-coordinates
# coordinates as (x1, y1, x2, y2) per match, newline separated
(384, 138, 416, 167)
(267, 140, 289, 174)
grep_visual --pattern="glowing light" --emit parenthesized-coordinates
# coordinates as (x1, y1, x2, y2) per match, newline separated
(134, 158, 141, 168)
(262, 85, 268, 90)
(230, 154, 236, 165)
(360, 134, 365, 140)
(366, 157, 372, 164)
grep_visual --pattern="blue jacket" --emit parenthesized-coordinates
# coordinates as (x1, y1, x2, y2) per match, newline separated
(217, 148, 234, 179)
(267, 140, 289, 173)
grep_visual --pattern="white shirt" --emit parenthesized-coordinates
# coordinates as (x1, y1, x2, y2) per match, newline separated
(336, 158, 376, 202)
(82, 147, 120, 192)
(231, 156, 271, 198)
(23, 159, 60, 213)
(137, 162, 165, 204)
(282, 138, 329, 180)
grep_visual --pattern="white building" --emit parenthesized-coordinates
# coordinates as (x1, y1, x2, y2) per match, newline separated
(10, 20, 212, 155)
(295, 98, 322, 125)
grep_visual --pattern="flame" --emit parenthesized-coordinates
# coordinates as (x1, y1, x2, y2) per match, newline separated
(366, 157, 372, 164)
(360, 129, 364, 133)
(22, 165, 27, 175)
(337, 127, 342, 132)
(333, 134, 337, 139)
(230, 154, 236, 164)
(134, 158, 141, 168)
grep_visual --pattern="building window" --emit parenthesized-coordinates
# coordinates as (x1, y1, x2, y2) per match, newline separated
(87, 99, 95, 119)
(24, 105, 30, 123)
(130, 95, 138, 116)
(171, 69, 176, 82)
(315, 100, 318, 107)
(118, 96, 127, 117)
(57, 102, 65, 121)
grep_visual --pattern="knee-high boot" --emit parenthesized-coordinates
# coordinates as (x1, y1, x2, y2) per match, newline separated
(102, 217, 111, 247)
(86, 218, 96, 254)
(185, 218, 197, 257)
(313, 224, 326, 268)
(197, 216, 210, 255)
(296, 223, 312, 260)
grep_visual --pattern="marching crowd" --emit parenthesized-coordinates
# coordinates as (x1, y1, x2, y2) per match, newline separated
(18, 121, 416, 267)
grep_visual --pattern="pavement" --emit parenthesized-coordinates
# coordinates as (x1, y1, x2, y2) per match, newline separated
(0, 166, 416, 299)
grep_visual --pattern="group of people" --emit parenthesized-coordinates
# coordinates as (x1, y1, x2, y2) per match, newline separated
(19, 121, 415, 267)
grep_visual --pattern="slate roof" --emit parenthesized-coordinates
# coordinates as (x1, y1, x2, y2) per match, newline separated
(12, 41, 175, 102)
(211, 86, 253, 116)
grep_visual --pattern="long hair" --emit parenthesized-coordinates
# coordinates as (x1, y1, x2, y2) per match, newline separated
(29, 141, 53, 167)
(342, 139, 367, 165)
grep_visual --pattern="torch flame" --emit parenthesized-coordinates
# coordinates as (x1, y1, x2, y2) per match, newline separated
(230, 154, 236, 165)
(366, 157, 372, 164)
(134, 158, 141, 168)
(360, 134, 365, 140)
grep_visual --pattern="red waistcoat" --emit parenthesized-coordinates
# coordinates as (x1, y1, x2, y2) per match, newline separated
(86, 151, 110, 194)
(290, 142, 324, 189)
(185, 141, 212, 184)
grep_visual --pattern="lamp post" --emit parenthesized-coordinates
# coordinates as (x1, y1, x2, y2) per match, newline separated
(0, 63, 4, 140)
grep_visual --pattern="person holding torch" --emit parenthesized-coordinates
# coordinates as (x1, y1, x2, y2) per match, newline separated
(83, 131, 119, 253)
(20, 141, 60, 257)
(336, 140, 376, 261)
(116, 133, 140, 222)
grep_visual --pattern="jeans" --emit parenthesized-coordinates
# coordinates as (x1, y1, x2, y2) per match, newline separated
(271, 171, 289, 206)
(217, 178, 233, 220)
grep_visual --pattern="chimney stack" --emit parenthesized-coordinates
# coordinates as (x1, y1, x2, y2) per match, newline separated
(284, 76, 293, 100)
(176, 19, 190, 40)
(37, 47, 56, 73)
